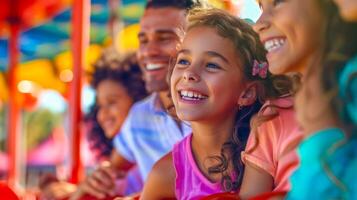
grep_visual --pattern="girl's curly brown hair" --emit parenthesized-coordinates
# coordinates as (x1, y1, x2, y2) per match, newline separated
(298, 0, 357, 193)
(316, 0, 357, 131)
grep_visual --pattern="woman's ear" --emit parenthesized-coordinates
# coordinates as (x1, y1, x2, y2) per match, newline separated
(237, 83, 257, 107)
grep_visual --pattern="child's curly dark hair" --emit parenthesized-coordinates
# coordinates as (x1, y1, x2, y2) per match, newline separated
(86, 52, 148, 159)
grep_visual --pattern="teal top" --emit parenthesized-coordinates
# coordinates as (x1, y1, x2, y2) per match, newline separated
(287, 128, 357, 199)
(339, 55, 357, 125)
(288, 56, 357, 199)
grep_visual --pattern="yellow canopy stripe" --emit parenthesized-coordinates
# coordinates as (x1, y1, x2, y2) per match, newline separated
(0, 72, 8, 102)
(54, 44, 102, 74)
(17, 59, 67, 94)
(116, 23, 140, 53)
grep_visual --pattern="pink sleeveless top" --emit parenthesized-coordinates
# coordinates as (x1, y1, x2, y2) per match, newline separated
(172, 134, 223, 200)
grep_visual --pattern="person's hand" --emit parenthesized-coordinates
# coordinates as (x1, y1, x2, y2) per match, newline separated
(114, 192, 140, 200)
(41, 181, 77, 200)
(73, 161, 124, 199)
(113, 197, 136, 200)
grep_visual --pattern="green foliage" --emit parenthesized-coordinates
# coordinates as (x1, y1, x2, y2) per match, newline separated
(24, 109, 63, 151)
(0, 107, 63, 152)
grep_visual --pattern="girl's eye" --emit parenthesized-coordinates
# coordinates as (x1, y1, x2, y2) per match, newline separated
(138, 37, 148, 45)
(176, 59, 190, 66)
(273, 0, 285, 6)
(108, 101, 117, 106)
(158, 35, 175, 43)
(206, 62, 221, 70)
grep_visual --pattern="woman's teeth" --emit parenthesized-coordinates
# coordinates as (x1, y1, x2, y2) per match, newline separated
(264, 38, 286, 52)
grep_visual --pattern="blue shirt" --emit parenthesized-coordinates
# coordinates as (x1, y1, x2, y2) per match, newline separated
(114, 93, 191, 182)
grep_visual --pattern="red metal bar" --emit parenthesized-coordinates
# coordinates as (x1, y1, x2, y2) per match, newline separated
(69, 0, 90, 183)
(7, 0, 21, 191)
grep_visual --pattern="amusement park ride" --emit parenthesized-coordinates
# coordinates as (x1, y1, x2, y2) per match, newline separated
(1, 0, 92, 194)
(0, 0, 279, 199)
(1, 0, 144, 197)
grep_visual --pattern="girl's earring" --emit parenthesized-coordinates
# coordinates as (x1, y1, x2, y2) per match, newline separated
(238, 105, 243, 110)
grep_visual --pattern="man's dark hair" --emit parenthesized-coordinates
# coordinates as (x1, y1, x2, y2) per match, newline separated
(145, 0, 199, 10)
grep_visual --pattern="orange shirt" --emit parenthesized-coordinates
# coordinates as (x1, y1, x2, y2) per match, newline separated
(242, 97, 303, 192)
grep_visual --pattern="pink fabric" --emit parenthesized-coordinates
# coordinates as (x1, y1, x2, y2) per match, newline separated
(26, 127, 96, 166)
(27, 127, 68, 165)
(242, 97, 303, 192)
(172, 134, 222, 200)
(0, 152, 8, 171)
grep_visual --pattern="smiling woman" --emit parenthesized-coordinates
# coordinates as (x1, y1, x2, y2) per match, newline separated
(254, 0, 326, 75)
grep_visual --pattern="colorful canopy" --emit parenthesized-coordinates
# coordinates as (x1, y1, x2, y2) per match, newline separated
(0, 0, 145, 71)
(0, 0, 145, 104)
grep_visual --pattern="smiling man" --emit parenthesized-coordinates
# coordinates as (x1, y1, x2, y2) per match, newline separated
(73, 0, 198, 199)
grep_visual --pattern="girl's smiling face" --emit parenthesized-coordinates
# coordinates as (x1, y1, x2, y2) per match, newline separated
(96, 79, 133, 138)
(170, 26, 246, 123)
(254, 0, 325, 75)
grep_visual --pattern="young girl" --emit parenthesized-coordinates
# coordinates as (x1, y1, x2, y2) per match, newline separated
(251, 0, 357, 199)
(89, 52, 147, 160)
(286, 0, 357, 199)
(140, 7, 294, 200)
(239, 0, 328, 198)
(69, 52, 148, 199)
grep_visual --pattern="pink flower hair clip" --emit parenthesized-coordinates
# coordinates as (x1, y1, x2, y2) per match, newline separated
(252, 60, 268, 78)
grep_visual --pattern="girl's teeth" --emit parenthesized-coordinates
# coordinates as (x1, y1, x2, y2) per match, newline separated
(146, 64, 164, 70)
(179, 90, 207, 100)
(188, 91, 193, 98)
(264, 38, 286, 52)
(182, 90, 188, 96)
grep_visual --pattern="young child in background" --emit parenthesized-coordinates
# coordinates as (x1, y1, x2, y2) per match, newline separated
(71, 52, 148, 199)
(41, 52, 148, 200)
(140, 7, 294, 200)
(85, 52, 148, 196)
(287, 0, 357, 198)
(89, 52, 147, 161)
